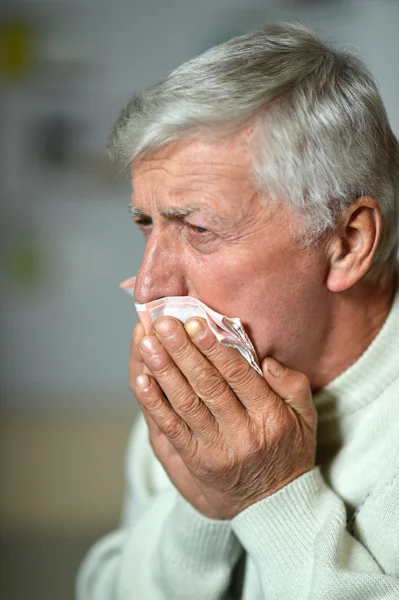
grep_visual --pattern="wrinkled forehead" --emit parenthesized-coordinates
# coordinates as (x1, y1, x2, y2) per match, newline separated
(130, 133, 254, 181)
(129, 136, 267, 221)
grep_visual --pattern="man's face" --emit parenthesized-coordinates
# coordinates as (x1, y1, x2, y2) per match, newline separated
(131, 132, 331, 371)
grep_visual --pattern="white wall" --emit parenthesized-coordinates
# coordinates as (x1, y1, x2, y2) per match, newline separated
(1, 0, 398, 412)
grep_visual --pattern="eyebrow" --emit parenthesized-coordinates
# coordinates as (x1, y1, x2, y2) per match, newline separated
(128, 205, 145, 219)
(128, 204, 203, 219)
(128, 203, 229, 228)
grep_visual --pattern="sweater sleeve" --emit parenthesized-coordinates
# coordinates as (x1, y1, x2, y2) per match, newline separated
(76, 412, 242, 600)
(232, 465, 399, 600)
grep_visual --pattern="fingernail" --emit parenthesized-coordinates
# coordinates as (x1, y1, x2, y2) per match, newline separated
(154, 317, 178, 336)
(140, 335, 160, 353)
(136, 374, 151, 390)
(184, 318, 204, 338)
(266, 360, 284, 378)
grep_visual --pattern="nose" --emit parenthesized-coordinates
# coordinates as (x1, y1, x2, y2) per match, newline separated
(134, 231, 188, 303)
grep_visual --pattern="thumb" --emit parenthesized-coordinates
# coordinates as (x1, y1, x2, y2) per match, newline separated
(261, 357, 317, 424)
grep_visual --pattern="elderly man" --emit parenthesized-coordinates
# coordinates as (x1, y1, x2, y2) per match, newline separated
(77, 23, 399, 599)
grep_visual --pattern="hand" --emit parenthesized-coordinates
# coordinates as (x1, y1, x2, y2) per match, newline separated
(130, 322, 218, 517)
(132, 317, 317, 519)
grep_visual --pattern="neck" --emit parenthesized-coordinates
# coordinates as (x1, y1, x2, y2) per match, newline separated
(308, 274, 396, 392)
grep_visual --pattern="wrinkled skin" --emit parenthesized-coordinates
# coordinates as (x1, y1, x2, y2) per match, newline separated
(130, 316, 317, 519)
(131, 134, 333, 379)
(128, 132, 389, 518)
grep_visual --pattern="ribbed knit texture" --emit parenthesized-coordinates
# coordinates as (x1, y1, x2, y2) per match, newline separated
(77, 270, 399, 599)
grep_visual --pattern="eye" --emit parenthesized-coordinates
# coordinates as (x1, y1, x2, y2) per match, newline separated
(135, 217, 153, 228)
(128, 205, 152, 229)
(185, 222, 217, 253)
(134, 217, 153, 241)
(188, 224, 208, 234)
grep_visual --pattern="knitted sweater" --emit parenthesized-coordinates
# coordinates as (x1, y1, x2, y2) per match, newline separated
(77, 276, 399, 599)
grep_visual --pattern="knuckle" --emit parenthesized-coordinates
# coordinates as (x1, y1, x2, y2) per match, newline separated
(223, 358, 253, 386)
(131, 337, 142, 361)
(188, 362, 208, 382)
(148, 352, 174, 378)
(202, 329, 219, 347)
(162, 416, 184, 440)
(240, 427, 263, 455)
(192, 366, 227, 398)
(128, 365, 141, 391)
(174, 392, 202, 417)
(145, 393, 164, 412)
(259, 404, 286, 438)
(129, 353, 141, 371)
(200, 332, 224, 356)
(165, 337, 191, 360)
(195, 460, 217, 479)
(208, 377, 229, 399)
(290, 372, 310, 395)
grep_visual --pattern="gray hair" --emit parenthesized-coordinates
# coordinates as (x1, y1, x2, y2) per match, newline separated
(108, 23, 399, 282)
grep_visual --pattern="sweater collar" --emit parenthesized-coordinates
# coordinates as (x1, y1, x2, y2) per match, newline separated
(313, 266, 399, 422)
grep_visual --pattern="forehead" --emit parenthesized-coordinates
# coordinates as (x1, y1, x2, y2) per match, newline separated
(130, 134, 254, 197)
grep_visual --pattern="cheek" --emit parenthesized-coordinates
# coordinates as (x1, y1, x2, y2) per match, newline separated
(186, 253, 252, 309)
(185, 232, 328, 358)
(244, 262, 327, 361)
(189, 251, 325, 361)
(188, 242, 287, 308)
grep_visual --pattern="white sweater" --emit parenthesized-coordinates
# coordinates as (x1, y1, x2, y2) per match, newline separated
(77, 276, 399, 599)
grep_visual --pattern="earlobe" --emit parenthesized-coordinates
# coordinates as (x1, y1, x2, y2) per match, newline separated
(326, 197, 382, 293)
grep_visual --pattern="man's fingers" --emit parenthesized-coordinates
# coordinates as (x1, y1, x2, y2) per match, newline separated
(141, 405, 164, 439)
(135, 372, 194, 454)
(261, 357, 317, 425)
(129, 321, 150, 390)
(183, 317, 271, 417)
(131, 321, 146, 363)
(139, 328, 221, 440)
(152, 317, 247, 426)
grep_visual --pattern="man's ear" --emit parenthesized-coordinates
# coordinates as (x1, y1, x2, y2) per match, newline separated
(326, 197, 382, 293)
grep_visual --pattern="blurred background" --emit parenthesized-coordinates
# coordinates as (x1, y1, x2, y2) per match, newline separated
(0, 0, 398, 598)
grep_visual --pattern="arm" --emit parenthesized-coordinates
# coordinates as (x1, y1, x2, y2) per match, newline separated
(232, 459, 399, 599)
(76, 408, 242, 600)
(133, 314, 399, 599)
